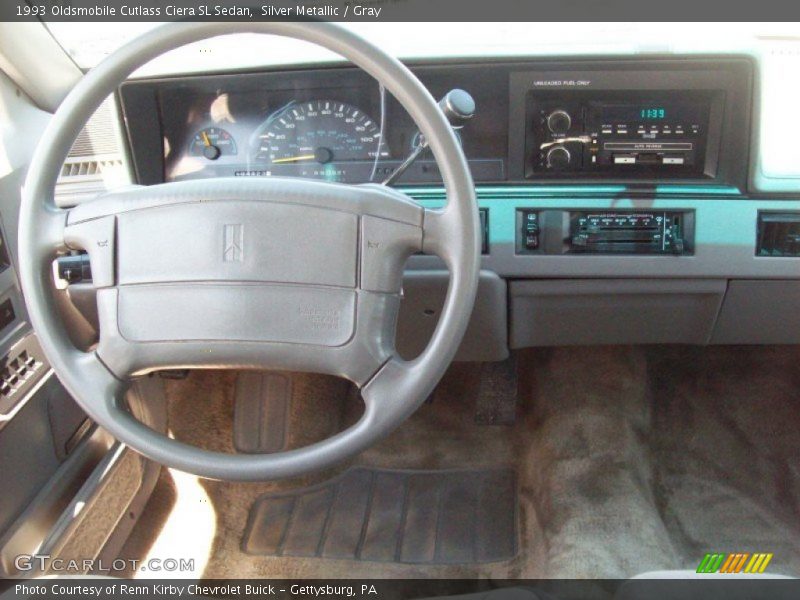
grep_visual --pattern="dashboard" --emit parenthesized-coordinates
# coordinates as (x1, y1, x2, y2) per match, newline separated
(111, 55, 800, 353)
(119, 57, 752, 189)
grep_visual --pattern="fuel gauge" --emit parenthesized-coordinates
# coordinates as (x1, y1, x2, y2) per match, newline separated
(190, 127, 237, 160)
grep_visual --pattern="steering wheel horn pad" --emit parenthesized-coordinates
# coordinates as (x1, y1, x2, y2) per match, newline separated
(19, 22, 480, 481)
(67, 178, 423, 384)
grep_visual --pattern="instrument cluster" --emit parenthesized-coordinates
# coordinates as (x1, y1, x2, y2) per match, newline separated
(128, 66, 509, 185)
(169, 96, 392, 183)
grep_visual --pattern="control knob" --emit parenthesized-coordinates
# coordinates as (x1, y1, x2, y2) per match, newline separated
(546, 145, 571, 169)
(546, 109, 572, 134)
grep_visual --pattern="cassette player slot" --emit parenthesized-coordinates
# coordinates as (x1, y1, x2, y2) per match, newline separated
(605, 141, 695, 167)
(612, 152, 687, 166)
(603, 142, 694, 152)
(631, 152, 660, 165)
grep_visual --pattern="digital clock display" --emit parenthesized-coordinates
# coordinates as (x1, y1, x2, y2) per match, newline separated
(599, 102, 698, 124)
(640, 108, 666, 119)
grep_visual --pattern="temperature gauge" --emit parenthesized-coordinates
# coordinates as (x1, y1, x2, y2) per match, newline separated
(190, 127, 237, 160)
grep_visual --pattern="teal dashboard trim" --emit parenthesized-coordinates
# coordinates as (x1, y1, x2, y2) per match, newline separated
(403, 185, 791, 247)
(404, 185, 625, 200)
(402, 184, 743, 202)
(653, 185, 742, 196)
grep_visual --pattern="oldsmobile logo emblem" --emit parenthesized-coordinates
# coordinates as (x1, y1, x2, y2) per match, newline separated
(223, 224, 243, 262)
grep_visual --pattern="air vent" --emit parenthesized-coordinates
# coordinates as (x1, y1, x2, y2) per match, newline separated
(56, 97, 129, 208)
(0, 351, 41, 399)
(60, 157, 123, 179)
(0, 334, 48, 423)
(757, 212, 800, 257)
(67, 99, 120, 158)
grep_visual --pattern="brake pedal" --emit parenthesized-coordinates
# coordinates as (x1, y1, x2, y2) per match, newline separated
(234, 372, 292, 453)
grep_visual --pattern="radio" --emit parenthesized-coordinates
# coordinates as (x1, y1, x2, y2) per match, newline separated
(526, 91, 715, 178)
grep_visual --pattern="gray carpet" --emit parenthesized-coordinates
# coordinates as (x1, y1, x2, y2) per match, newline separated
(519, 346, 800, 578)
(119, 346, 800, 579)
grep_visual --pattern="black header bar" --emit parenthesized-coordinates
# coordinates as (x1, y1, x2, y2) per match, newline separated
(3, 0, 800, 22)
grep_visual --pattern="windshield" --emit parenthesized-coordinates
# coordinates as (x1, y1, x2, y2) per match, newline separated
(47, 22, 800, 73)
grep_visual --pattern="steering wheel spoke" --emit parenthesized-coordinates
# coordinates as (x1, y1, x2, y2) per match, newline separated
(63, 212, 116, 288)
(20, 203, 70, 262)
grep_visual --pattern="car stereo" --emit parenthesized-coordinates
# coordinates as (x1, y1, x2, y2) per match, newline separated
(526, 91, 716, 177)
(507, 60, 755, 183)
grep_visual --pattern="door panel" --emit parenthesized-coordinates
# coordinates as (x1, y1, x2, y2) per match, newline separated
(0, 66, 160, 578)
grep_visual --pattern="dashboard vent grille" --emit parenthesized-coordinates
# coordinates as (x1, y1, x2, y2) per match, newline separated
(56, 97, 129, 208)
(67, 99, 120, 157)
(0, 351, 42, 400)
(60, 158, 124, 179)
(56, 156, 128, 207)
(0, 335, 49, 422)
(757, 212, 800, 257)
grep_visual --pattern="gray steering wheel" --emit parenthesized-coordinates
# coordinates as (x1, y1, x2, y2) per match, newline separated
(18, 22, 480, 481)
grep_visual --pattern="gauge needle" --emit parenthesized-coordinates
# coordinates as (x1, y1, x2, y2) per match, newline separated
(201, 131, 212, 146)
(272, 154, 316, 164)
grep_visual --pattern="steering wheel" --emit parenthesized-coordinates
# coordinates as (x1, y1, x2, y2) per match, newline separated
(18, 22, 480, 481)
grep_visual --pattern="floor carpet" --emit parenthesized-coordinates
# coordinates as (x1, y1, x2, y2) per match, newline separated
(118, 346, 800, 579)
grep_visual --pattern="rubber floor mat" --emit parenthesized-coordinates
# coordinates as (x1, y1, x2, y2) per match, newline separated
(243, 467, 518, 564)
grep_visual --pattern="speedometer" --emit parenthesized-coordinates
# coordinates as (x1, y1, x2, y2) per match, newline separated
(253, 100, 388, 172)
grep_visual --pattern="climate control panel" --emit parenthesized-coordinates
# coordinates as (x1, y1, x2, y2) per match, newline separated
(517, 209, 694, 256)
